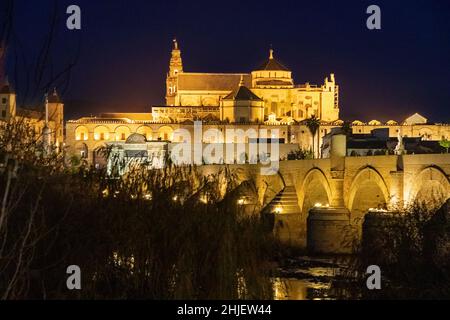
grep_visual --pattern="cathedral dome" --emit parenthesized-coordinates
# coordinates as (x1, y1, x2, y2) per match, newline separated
(126, 133, 147, 144)
(255, 49, 290, 71)
(251, 49, 293, 88)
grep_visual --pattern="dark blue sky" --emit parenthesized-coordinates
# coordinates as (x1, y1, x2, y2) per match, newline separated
(4, 0, 450, 122)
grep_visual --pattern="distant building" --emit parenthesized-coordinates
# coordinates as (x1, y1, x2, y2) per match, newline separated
(159, 39, 340, 123)
(64, 40, 450, 164)
(0, 82, 64, 150)
(322, 125, 446, 157)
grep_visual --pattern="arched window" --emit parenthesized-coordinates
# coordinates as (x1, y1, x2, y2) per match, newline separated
(114, 126, 131, 141)
(94, 126, 110, 141)
(75, 126, 89, 141)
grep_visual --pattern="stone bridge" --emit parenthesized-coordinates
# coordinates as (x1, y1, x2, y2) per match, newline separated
(200, 136, 450, 252)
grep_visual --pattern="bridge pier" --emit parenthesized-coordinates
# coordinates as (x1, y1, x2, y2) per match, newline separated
(307, 207, 352, 254)
(304, 134, 353, 254)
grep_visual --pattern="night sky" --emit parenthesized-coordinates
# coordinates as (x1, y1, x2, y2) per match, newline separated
(4, 0, 450, 122)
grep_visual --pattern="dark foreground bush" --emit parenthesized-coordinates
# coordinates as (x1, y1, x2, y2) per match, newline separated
(350, 203, 450, 299)
(0, 148, 275, 299)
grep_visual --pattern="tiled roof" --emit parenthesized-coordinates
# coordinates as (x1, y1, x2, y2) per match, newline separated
(224, 85, 262, 101)
(177, 73, 251, 91)
(0, 83, 13, 94)
(256, 58, 289, 71)
(48, 89, 61, 103)
(16, 108, 44, 120)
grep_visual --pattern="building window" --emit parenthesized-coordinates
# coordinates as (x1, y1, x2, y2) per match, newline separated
(121, 133, 126, 140)
(1, 110, 5, 117)
(1, 98, 6, 104)
(271, 102, 277, 113)
(80, 132, 85, 141)
(100, 133, 105, 140)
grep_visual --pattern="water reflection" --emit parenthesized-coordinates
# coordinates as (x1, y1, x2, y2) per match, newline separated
(274, 255, 355, 300)
(274, 278, 332, 300)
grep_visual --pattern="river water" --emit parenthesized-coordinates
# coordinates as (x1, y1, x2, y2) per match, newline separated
(274, 255, 359, 300)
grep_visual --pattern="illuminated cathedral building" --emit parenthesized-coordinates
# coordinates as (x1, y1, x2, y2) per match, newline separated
(61, 40, 450, 166)
(154, 39, 339, 123)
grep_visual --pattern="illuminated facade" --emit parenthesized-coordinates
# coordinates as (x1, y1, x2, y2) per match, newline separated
(158, 40, 339, 123)
(0, 83, 64, 150)
(64, 40, 450, 164)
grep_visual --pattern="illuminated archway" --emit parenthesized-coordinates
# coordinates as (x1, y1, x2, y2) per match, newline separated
(348, 167, 389, 219)
(75, 126, 89, 141)
(114, 126, 131, 141)
(408, 166, 450, 211)
(136, 125, 153, 140)
(158, 126, 174, 141)
(418, 127, 434, 140)
(94, 125, 110, 141)
(298, 168, 332, 214)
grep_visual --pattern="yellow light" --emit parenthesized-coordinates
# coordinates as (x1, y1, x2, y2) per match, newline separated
(237, 199, 244, 205)
(144, 193, 152, 201)
(200, 195, 208, 204)
(369, 207, 388, 213)
(274, 206, 283, 214)
(314, 203, 322, 207)
(172, 195, 178, 201)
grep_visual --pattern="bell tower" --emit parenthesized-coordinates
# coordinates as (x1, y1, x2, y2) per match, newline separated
(166, 39, 183, 106)
(0, 44, 16, 121)
(47, 88, 64, 149)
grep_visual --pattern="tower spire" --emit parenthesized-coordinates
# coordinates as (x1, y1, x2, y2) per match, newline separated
(169, 38, 183, 76)
(239, 75, 244, 87)
(269, 48, 274, 60)
(166, 39, 183, 105)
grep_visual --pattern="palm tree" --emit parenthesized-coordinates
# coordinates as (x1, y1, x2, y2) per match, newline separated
(439, 138, 450, 153)
(305, 115, 320, 159)
(341, 121, 352, 136)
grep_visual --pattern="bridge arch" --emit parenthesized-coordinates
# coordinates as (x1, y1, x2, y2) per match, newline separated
(298, 168, 332, 214)
(408, 166, 450, 210)
(348, 166, 389, 216)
